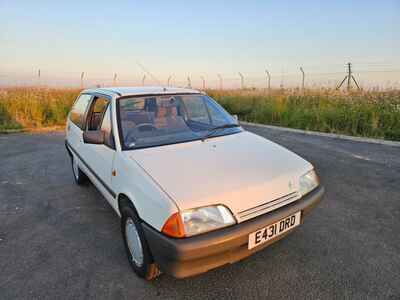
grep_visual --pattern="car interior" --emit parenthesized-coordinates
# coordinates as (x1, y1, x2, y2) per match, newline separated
(87, 97, 109, 131)
(120, 97, 190, 136)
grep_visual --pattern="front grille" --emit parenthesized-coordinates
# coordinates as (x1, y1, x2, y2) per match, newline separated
(237, 191, 301, 222)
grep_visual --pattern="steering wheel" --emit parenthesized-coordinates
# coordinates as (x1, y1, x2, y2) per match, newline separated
(136, 123, 157, 132)
(124, 123, 157, 145)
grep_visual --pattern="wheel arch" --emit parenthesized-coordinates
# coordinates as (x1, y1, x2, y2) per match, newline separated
(118, 193, 140, 219)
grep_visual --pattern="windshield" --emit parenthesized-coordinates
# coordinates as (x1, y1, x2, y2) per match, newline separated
(117, 93, 241, 149)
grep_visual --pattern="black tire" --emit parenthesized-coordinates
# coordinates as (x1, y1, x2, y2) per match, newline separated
(71, 154, 88, 185)
(121, 205, 160, 280)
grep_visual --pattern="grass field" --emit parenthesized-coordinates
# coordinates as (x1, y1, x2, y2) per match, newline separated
(209, 89, 400, 141)
(0, 88, 78, 131)
(0, 87, 399, 141)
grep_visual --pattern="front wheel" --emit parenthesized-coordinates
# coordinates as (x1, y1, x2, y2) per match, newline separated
(121, 206, 160, 280)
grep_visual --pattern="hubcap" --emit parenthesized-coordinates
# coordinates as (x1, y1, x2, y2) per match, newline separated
(72, 156, 79, 180)
(125, 218, 144, 267)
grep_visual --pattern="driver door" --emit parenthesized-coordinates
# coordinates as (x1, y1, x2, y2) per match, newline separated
(80, 96, 117, 210)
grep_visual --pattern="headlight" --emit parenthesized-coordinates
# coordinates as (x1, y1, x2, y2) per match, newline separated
(181, 205, 236, 237)
(162, 205, 236, 238)
(299, 169, 320, 196)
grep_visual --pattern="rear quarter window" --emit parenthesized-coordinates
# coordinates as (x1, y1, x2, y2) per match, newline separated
(69, 94, 92, 129)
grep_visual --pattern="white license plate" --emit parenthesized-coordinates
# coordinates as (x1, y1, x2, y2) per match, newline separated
(248, 211, 301, 250)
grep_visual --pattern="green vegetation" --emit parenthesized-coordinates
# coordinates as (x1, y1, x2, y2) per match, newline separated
(208, 89, 400, 141)
(0, 88, 78, 131)
(0, 87, 399, 141)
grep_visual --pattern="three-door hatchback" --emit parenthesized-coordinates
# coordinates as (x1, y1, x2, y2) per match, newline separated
(65, 86, 324, 280)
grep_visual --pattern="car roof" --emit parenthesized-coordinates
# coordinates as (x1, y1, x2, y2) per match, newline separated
(82, 86, 202, 97)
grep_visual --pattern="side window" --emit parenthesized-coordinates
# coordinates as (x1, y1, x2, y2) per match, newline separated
(93, 98, 108, 114)
(182, 96, 211, 124)
(87, 97, 109, 131)
(100, 105, 115, 149)
(69, 94, 92, 129)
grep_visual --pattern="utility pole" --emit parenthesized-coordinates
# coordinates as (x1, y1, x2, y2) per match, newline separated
(142, 75, 146, 86)
(265, 69, 271, 92)
(167, 75, 173, 86)
(217, 74, 223, 90)
(238, 72, 244, 89)
(80, 72, 85, 89)
(300, 67, 305, 92)
(113, 73, 117, 86)
(336, 62, 360, 91)
(200, 76, 206, 90)
(187, 76, 192, 88)
(347, 63, 351, 90)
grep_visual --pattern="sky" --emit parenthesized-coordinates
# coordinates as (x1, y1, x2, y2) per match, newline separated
(1, 0, 399, 88)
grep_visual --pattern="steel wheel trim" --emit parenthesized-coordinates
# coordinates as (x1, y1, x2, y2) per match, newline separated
(125, 218, 144, 267)
(72, 156, 79, 180)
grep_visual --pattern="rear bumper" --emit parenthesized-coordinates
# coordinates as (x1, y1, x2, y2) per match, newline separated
(143, 186, 324, 278)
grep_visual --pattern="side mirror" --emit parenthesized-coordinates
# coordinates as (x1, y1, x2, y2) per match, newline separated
(83, 130, 104, 144)
(232, 114, 239, 124)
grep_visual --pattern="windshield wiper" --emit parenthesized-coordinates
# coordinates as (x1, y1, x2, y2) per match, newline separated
(201, 123, 240, 141)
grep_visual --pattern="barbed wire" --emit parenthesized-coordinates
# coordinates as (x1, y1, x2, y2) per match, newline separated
(1, 65, 400, 90)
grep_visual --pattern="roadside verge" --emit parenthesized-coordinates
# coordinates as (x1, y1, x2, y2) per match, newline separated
(240, 121, 400, 147)
(0, 126, 65, 134)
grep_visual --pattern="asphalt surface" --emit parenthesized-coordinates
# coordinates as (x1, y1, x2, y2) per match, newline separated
(0, 125, 399, 299)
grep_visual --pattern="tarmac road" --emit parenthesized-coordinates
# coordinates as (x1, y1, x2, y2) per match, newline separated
(0, 125, 399, 299)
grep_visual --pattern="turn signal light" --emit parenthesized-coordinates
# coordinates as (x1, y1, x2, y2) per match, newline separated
(161, 212, 185, 238)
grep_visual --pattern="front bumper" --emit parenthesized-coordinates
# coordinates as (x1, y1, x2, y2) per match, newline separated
(143, 185, 324, 278)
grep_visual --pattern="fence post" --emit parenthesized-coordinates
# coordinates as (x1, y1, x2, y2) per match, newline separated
(217, 74, 223, 90)
(80, 72, 85, 89)
(265, 69, 271, 93)
(300, 67, 305, 93)
(37, 69, 41, 87)
(280, 67, 285, 89)
(238, 72, 244, 89)
(200, 76, 206, 90)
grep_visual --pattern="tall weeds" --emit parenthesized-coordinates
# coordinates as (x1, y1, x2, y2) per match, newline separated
(0, 88, 79, 130)
(0, 87, 399, 141)
(208, 89, 400, 141)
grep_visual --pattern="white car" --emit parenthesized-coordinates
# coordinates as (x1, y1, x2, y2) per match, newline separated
(65, 86, 324, 280)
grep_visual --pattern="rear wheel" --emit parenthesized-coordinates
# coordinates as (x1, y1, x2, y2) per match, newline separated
(71, 155, 88, 185)
(121, 205, 160, 280)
